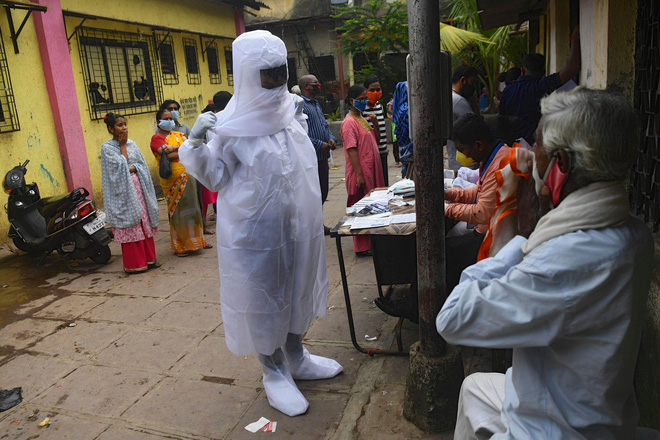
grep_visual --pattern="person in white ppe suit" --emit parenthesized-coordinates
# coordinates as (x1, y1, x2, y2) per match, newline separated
(179, 30, 342, 417)
(437, 88, 653, 439)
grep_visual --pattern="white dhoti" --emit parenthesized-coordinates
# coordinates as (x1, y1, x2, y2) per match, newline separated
(455, 373, 507, 440)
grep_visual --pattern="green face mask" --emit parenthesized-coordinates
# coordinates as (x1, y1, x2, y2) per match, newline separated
(456, 150, 476, 167)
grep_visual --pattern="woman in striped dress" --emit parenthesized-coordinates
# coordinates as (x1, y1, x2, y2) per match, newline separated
(362, 75, 389, 185)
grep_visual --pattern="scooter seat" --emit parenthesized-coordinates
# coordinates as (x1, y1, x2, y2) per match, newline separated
(40, 193, 70, 218)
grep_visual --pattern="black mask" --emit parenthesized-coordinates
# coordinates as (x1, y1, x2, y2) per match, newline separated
(461, 82, 476, 100)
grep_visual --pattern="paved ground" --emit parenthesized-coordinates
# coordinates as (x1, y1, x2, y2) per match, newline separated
(0, 148, 454, 439)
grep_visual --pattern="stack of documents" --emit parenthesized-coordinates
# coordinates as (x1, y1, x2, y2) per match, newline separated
(349, 212, 417, 230)
(388, 179, 415, 198)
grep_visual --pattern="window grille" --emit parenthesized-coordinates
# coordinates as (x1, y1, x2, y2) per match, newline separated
(308, 55, 336, 82)
(0, 26, 19, 132)
(183, 38, 201, 85)
(630, 0, 660, 231)
(77, 27, 163, 120)
(156, 32, 178, 85)
(206, 42, 221, 84)
(225, 47, 233, 86)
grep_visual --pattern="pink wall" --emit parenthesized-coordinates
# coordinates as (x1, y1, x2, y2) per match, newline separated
(32, 0, 93, 195)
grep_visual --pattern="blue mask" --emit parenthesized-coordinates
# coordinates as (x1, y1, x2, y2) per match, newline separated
(158, 120, 176, 131)
(170, 110, 180, 121)
(353, 99, 368, 112)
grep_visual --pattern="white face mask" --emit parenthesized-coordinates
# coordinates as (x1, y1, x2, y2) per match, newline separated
(158, 119, 176, 131)
(531, 155, 556, 196)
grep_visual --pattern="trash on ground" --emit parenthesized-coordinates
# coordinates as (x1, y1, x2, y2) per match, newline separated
(67, 262, 79, 267)
(381, 390, 388, 396)
(68, 323, 77, 327)
(327, 305, 336, 310)
(2, 284, 8, 288)
(365, 335, 378, 341)
(245, 416, 271, 433)
(38, 417, 50, 427)
(0, 387, 22, 412)
(11, 419, 20, 425)
(260, 421, 277, 432)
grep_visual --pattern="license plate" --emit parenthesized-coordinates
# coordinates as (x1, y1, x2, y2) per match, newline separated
(83, 211, 106, 235)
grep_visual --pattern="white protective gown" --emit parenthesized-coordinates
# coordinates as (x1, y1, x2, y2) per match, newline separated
(179, 30, 328, 357)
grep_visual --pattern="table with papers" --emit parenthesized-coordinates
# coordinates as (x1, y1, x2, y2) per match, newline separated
(330, 184, 420, 356)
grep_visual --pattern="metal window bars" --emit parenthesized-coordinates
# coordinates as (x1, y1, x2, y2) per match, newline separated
(224, 46, 233, 86)
(205, 42, 221, 85)
(182, 38, 201, 85)
(155, 31, 178, 85)
(76, 27, 163, 120)
(630, 0, 660, 231)
(0, 25, 19, 132)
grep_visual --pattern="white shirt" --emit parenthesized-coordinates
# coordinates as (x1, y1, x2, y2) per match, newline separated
(437, 217, 653, 439)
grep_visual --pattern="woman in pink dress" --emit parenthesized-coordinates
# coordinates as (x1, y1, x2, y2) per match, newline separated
(341, 85, 385, 256)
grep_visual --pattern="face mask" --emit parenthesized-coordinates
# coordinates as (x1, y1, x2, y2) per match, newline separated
(170, 110, 180, 121)
(367, 91, 382, 105)
(456, 150, 476, 167)
(158, 119, 176, 131)
(352, 98, 368, 112)
(532, 156, 568, 207)
(461, 83, 476, 100)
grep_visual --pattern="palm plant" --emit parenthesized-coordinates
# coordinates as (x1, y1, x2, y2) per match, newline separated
(446, 0, 528, 109)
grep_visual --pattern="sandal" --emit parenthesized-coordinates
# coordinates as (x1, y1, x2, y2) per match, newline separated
(203, 229, 216, 235)
(176, 252, 189, 257)
(209, 214, 216, 221)
(203, 243, 213, 249)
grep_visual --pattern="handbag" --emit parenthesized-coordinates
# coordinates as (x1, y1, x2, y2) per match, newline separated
(159, 148, 172, 179)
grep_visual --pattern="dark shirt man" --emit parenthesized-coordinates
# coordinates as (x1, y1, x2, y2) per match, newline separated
(300, 75, 337, 233)
(499, 27, 581, 145)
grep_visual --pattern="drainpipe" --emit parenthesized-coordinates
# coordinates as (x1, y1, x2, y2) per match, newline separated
(402, 0, 464, 433)
(235, 8, 245, 36)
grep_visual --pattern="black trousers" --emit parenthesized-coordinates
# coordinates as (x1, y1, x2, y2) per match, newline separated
(445, 230, 485, 292)
(318, 159, 329, 204)
(380, 152, 389, 186)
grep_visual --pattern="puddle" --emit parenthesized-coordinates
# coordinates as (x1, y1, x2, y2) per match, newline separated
(0, 255, 84, 327)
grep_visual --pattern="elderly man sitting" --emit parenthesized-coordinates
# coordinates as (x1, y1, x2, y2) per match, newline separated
(437, 87, 653, 439)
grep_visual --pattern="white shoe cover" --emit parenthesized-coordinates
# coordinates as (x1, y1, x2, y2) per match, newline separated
(283, 333, 344, 381)
(257, 349, 309, 417)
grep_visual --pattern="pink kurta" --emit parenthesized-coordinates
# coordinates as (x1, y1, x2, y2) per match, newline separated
(341, 116, 385, 252)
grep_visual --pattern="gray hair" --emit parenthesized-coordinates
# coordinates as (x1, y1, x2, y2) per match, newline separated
(540, 87, 638, 183)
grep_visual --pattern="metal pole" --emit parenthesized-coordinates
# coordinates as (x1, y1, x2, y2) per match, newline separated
(408, 0, 446, 357)
(403, 1, 463, 432)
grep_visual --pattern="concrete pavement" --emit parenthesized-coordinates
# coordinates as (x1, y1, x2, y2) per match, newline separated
(0, 148, 454, 439)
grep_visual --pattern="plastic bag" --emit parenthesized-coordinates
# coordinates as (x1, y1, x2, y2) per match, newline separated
(159, 151, 172, 179)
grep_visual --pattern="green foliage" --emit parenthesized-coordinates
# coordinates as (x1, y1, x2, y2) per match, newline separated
(332, 0, 409, 104)
(324, 107, 342, 122)
(333, 0, 409, 56)
(446, 0, 528, 110)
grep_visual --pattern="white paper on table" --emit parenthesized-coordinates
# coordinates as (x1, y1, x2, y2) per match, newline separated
(390, 213, 416, 224)
(245, 417, 270, 433)
(350, 216, 391, 230)
(342, 217, 356, 226)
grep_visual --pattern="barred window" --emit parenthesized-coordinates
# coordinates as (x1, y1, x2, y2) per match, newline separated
(0, 26, 19, 132)
(225, 47, 233, 86)
(157, 32, 178, 85)
(183, 38, 201, 85)
(206, 43, 221, 85)
(77, 27, 163, 120)
(308, 55, 336, 82)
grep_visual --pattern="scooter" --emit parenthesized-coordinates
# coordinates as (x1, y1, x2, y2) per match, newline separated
(3, 160, 112, 264)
